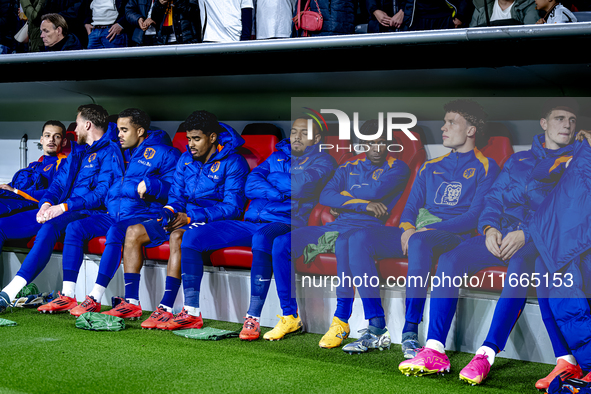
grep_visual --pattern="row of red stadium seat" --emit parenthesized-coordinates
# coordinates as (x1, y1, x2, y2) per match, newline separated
(14, 123, 518, 294)
(296, 133, 515, 293)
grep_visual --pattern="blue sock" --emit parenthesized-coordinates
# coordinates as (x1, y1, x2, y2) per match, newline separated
(160, 276, 181, 309)
(403, 320, 419, 334)
(124, 273, 141, 301)
(63, 269, 79, 283)
(369, 316, 386, 330)
(246, 251, 273, 317)
(181, 246, 204, 308)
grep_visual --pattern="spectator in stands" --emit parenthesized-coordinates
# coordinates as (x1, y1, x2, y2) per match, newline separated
(20, 0, 46, 52)
(399, 98, 578, 386)
(267, 122, 410, 342)
(325, 101, 499, 356)
(366, 0, 404, 32)
(40, 13, 82, 50)
(40, 0, 86, 48)
(398, 0, 472, 30)
(470, 0, 538, 26)
(35, 108, 180, 316)
(535, 0, 577, 23)
(0, 104, 120, 313)
(0, 0, 18, 54)
(255, 0, 296, 39)
(162, 117, 336, 335)
(0, 120, 67, 217)
(125, 0, 158, 45)
(307, 0, 355, 35)
(96, 111, 249, 329)
(151, 0, 201, 45)
(81, 0, 128, 49)
(199, 0, 253, 42)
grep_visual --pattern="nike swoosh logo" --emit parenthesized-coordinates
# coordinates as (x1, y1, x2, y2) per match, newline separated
(125, 283, 132, 286)
(277, 159, 284, 161)
(519, 158, 528, 161)
(433, 171, 444, 174)
(258, 279, 272, 282)
(350, 172, 360, 175)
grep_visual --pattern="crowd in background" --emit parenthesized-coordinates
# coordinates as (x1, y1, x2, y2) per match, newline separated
(0, 0, 589, 54)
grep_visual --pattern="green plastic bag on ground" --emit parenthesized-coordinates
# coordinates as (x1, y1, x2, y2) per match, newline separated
(173, 327, 239, 341)
(75, 312, 125, 331)
(15, 283, 39, 299)
(0, 318, 17, 327)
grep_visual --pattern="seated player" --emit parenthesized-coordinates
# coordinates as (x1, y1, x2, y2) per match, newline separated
(327, 100, 499, 354)
(399, 98, 578, 385)
(96, 110, 250, 327)
(530, 129, 591, 389)
(161, 117, 336, 334)
(267, 119, 411, 342)
(0, 104, 120, 312)
(0, 120, 67, 217)
(36, 108, 180, 315)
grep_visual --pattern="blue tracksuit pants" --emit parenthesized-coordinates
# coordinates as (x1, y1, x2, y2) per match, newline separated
(0, 209, 89, 283)
(179, 220, 292, 310)
(61, 215, 148, 286)
(427, 236, 538, 353)
(272, 217, 383, 317)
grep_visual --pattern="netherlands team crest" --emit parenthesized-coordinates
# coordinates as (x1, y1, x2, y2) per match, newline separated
(463, 168, 475, 179)
(372, 169, 384, 180)
(88, 153, 97, 163)
(44, 164, 53, 172)
(144, 148, 156, 160)
(211, 161, 221, 173)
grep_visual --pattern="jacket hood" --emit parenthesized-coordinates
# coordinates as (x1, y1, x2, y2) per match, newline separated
(276, 138, 291, 155)
(208, 123, 245, 162)
(70, 122, 119, 154)
(143, 129, 172, 147)
(532, 133, 574, 159)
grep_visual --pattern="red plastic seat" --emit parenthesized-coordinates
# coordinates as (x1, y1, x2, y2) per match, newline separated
(296, 131, 425, 276)
(480, 136, 514, 169)
(148, 125, 279, 264)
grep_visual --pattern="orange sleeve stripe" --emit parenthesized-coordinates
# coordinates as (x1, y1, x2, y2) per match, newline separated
(343, 199, 371, 206)
(16, 190, 39, 203)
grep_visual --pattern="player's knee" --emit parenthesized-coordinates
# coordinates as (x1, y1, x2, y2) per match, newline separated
(169, 229, 185, 247)
(125, 224, 145, 246)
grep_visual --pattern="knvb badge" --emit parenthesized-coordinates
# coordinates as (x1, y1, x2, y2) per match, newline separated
(302, 107, 417, 154)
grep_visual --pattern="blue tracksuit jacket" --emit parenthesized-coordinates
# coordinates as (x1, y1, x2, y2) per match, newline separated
(106, 129, 180, 221)
(400, 147, 500, 234)
(530, 140, 591, 370)
(244, 139, 337, 227)
(531, 139, 590, 274)
(0, 153, 67, 202)
(478, 134, 574, 243)
(319, 155, 410, 223)
(38, 123, 120, 213)
(166, 124, 250, 223)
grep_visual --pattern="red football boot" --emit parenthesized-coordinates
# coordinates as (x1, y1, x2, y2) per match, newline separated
(142, 306, 174, 329)
(102, 299, 143, 320)
(160, 308, 203, 331)
(70, 295, 101, 317)
(37, 292, 77, 313)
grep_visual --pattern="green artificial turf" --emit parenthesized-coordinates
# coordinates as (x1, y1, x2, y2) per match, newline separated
(0, 307, 551, 394)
